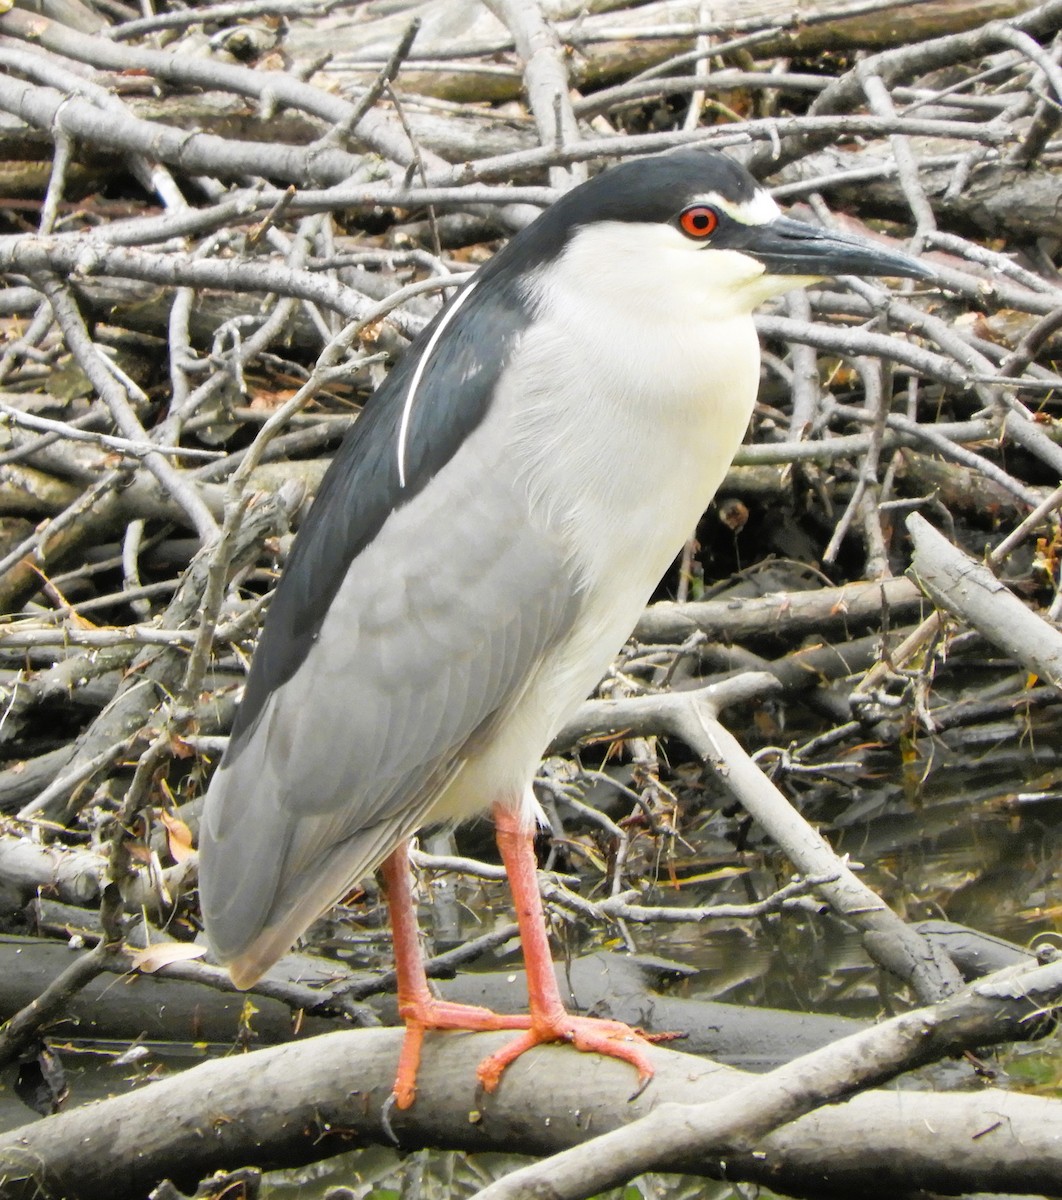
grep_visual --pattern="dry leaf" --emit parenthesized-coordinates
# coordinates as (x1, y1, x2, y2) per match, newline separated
(130, 942, 206, 973)
(168, 732, 195, 761)
(159, 809, 195, 863)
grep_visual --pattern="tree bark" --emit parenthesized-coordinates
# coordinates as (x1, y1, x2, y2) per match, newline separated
(0, 1020, 1059, 1200)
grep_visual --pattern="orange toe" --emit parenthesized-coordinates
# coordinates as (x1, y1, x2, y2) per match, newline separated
(476, 1011, 663, 1095)
(393, 997, 532, 1109)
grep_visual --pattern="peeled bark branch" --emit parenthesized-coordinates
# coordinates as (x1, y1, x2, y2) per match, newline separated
(0, 958, 1059, 1200)
(907, 512, 1062, 690)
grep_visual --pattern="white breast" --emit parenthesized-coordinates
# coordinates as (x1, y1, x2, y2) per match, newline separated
(429, 228, 762, 824)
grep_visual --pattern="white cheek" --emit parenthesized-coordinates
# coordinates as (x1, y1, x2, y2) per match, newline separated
(534, 219, 823, 322)
(745, 271, 825, 305)
(548, 223, 781, 321)
(696, 247, 767, 289)
(689, 253, 825, 310)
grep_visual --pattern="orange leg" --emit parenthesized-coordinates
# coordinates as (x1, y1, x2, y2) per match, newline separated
(382, 841, 530, 1109)
(474, 804, 662, 1095)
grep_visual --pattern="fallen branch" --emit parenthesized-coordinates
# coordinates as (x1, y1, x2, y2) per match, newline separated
(470, 958, 1062, 1200)
(907, 512, 1062, 690)
(0, 958, 1058, 1200)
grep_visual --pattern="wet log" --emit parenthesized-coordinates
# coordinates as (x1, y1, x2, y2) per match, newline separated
(0, 940, 863, 1070)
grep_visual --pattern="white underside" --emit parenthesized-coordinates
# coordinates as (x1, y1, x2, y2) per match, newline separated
(424, 228, 763, 828)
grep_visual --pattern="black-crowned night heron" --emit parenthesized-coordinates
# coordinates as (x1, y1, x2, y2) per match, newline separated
(199, 148, 930, 1106)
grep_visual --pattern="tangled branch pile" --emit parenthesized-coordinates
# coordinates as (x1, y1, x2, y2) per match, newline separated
(0, 0, 1060, 1196)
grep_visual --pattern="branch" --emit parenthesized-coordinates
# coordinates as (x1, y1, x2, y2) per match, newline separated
(0, 940, 115, 1069)
(557, 676, 962, 1001)
(631, 574, 924, 644)
(484, 0, 586, 190)
(0, 959, 1059, 1200)
(907, 512, 1062, 691)
(471, 960, 1062, 1200)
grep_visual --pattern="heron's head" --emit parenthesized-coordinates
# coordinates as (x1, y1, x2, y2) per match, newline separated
(501, 149, 933, 321)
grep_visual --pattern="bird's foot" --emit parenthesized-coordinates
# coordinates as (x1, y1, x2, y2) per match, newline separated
(393, 996, 531, 1109)
(476, 1009, 673, 1098)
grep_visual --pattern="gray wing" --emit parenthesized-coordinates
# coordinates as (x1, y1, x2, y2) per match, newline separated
(198, 245, 583, 984)
(198, 446, 580, 985)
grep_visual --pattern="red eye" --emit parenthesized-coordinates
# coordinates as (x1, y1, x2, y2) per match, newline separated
(679, 205, 719, 240)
